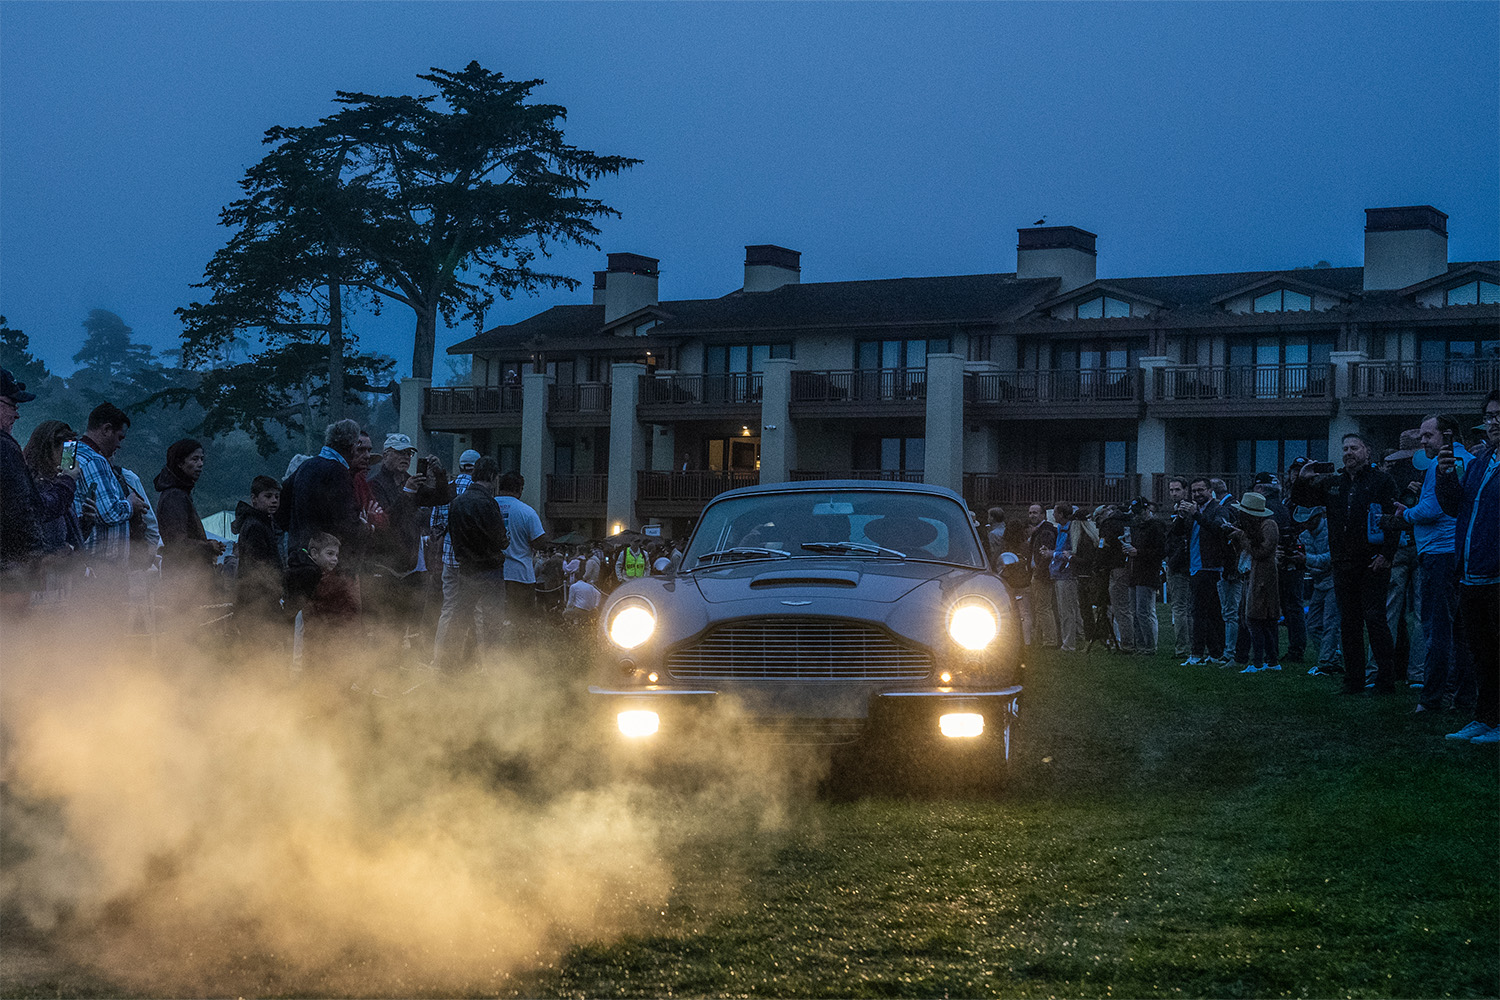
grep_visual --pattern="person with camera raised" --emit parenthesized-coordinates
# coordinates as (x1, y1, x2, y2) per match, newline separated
(1292, 433, 1400, 695)
(1435, 391, 1500, 743)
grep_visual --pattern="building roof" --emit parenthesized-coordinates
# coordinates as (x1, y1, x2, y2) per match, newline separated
(450, 261, 1498, 356)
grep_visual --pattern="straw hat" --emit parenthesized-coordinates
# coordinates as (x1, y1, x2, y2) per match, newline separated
(1231, 492, 1273, 517)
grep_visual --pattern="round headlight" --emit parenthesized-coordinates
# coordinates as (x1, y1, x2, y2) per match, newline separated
(948, 600, 998, 650)
(609, 602, 657, 649)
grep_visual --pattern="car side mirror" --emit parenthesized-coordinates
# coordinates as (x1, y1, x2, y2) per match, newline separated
(996, 550, 1030, 588)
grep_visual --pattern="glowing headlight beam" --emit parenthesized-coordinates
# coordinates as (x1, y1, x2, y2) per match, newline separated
(939, 712, 985, 738)
(617, 710, 660, 738)
(609, 605, 656, 648)
(948, 603, 998, 650)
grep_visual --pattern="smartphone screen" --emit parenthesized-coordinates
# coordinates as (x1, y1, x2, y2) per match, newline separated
(416, 457, 429, 476)
(60, 440, 78, 470)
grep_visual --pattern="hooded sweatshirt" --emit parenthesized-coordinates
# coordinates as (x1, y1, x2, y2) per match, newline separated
(153, 465, 216, 578)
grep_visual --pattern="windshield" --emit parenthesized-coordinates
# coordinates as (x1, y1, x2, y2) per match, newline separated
(684, 490, 984, 570)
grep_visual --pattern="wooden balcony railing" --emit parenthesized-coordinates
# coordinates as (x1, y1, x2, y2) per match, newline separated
(547, 382, 611, 414)
(1350, 358, 1500, 399)
(964, 473, 1143, 511)
(1152, 364, 1333, 402)
(637, 470, 759, 504)
(639, 373, 763, 406)
(965, 368, 1139, 404)
(424, 385, 523, 416)
(791, 369, 928, 404)
(546, 473, 609, 505)
(788, 469, 926, 483)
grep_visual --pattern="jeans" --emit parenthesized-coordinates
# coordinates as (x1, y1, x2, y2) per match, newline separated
(1459, 583, 1498, 726)
(1031, 578, 1059, 646)
(1108, 568, 1135, 650)
(1249, 618, 1279, 667)
(1190, 571, 1224, 658)
(1417, 552, 1467, 709)
(1279, 567, 1307, 658)
(1306, 583, 1342, 670)
(1168, 572, 1193, 656)
(1218, 575, 1245, 660)
(1055, 577, 1082, 651)
(1385, 550, 1422, 683)
(1333, 562, 1396, 693)
(1014, 589, 1035, 646)
(1131, 584, 1159, 653)
(433, 565, 506, 669)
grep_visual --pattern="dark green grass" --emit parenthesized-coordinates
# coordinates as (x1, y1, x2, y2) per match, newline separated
(4, 621, 1496, 998)
(514, 637, 1499, 999)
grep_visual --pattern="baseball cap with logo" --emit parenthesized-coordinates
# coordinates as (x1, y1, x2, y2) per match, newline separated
(384, 433, 415, 452)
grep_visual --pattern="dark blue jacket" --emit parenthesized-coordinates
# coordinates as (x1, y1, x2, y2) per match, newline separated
(1437, 443, 1499, 586)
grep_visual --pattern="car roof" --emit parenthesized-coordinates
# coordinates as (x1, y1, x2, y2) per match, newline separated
(711, 479, 968, 505)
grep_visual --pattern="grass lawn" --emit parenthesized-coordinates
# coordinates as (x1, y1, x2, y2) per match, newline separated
(512, 638, 1499, 999)
(3, 619, 1496, 998)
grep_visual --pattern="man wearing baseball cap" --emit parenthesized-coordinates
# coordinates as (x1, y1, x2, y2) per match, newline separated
(364, 432, 454, 630)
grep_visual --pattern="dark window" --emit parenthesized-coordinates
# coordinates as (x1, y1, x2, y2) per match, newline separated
(1444, 280, 1499, 306)
(1075, 295, 1132, 319)
(856, 338, 950, 370)
(854, 436, 925, 471)
(705, 343, 792, 373)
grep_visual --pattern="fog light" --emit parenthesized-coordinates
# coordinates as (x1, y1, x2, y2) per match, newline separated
(939, 712, 984, 738)
(618, 710, 660, 738)
(647, 671, 659, 683)
(939, 671, 952, 684)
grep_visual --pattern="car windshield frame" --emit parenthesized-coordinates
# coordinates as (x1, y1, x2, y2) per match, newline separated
(683, 488, 986, 572)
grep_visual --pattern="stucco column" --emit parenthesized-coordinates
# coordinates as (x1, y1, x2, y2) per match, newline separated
(963, 362, 999, 476)
(398, 377, 431, 451)
(1138, 355, 1169, 404)
(924, 354, 966, 495)
(1328, 351, 1367, 456)
(758, 357, 796, 485)
(520, 371, 554, 513)
(607, 363, 648, 531)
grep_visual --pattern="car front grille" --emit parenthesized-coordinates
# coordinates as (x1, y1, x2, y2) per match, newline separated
(666, 617, 932, 681)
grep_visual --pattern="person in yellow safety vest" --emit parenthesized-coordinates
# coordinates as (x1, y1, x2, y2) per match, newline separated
(615, 539, 647, 582)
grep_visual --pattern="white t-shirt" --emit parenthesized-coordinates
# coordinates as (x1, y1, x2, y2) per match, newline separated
(493, 495, 546, 584)
(566, 579, 602, 611)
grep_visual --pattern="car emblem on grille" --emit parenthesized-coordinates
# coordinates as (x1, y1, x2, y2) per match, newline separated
(780, 600, 812, 606)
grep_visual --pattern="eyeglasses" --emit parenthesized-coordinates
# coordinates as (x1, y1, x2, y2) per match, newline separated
(1483, 411, 1500, 424)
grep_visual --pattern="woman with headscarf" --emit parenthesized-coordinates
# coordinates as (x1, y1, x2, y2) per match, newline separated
(153, 438, 225, 590)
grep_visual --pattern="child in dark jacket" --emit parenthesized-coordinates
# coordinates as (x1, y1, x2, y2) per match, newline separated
(232, 476, 285, 635)
(286, 532, 361, 676)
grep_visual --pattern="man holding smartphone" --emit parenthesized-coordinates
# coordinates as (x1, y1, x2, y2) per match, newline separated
(1292, 432, 1401, 695)
(71, 401, 148, 595)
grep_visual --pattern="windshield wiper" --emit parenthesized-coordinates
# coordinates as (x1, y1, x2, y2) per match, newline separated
(690, 546, 792, 568)
(800, 541, 908, 559)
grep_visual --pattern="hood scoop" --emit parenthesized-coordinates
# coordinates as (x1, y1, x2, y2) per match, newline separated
(748, 570, 860, 589)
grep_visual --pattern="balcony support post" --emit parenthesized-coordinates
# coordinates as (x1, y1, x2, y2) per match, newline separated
(607, 363, 648, 531)
(651, 425, 675, 471)
(520, 371, 554, 512)
(759, 357, 796, 485)
(924, 354, 966, 495)
(1327, 350, 1367, 458)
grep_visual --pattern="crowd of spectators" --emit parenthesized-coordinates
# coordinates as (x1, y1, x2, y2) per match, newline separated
(984, 390, 1499, 746)
(3, 366, 1495, 742)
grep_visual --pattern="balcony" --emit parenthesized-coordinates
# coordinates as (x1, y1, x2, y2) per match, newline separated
(423, 385, 523, 430)
(790, 369, 927, 418)
(965, 368, 1142, 420)
(964, 473, 1143, 513)
(545, 473, 609, 518)
(1343, 358, 1500, 416)
(788, 469, 927, 484)
(1149, 364, 1335, 418)
(547, 382, 611, 426)
(636, 469, 759, 518)
(638, 373, 763, 422)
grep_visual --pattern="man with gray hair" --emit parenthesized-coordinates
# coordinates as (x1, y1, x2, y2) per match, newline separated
(276, 418, 371, 552)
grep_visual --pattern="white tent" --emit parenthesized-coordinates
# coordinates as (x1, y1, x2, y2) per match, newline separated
(201, 510, 238, 542)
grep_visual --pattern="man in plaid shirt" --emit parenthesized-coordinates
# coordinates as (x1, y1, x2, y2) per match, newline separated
(72, 402, 146, 587)
(430, 449, 479, 664)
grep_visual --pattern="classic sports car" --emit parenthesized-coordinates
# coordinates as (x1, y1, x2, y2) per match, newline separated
(590, 480, 1023, 787)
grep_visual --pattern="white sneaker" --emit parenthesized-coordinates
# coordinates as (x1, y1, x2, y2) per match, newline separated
(1180, 657, 1203, 666)
(1263, 663, 1282, 672)
(1306, 665, 1320, 675)
(1445, 721, 1494, 741)
(1239, 664, 1260, 674)
(1471, 727, 1500, 745)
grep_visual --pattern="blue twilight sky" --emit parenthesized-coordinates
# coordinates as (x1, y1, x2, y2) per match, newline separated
(2, 1, 1496, 378)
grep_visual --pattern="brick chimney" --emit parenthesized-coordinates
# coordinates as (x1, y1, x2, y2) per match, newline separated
(603, 253, 659, 324)
(1017, 226, 1097, 293)
(1363, 206, 1448, 291)
(744, 244, 801, 293)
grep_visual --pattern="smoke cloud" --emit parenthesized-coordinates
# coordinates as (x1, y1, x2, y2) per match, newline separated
(0, 616, 813, 995)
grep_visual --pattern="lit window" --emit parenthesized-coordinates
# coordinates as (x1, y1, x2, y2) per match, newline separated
(1075, 296, 1131, 319)
(1253, 289, 1313, 313)
(1445, 280, 1500, 306)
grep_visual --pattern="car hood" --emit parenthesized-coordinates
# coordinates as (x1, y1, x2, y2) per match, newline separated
(690, 558, 973, 605)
